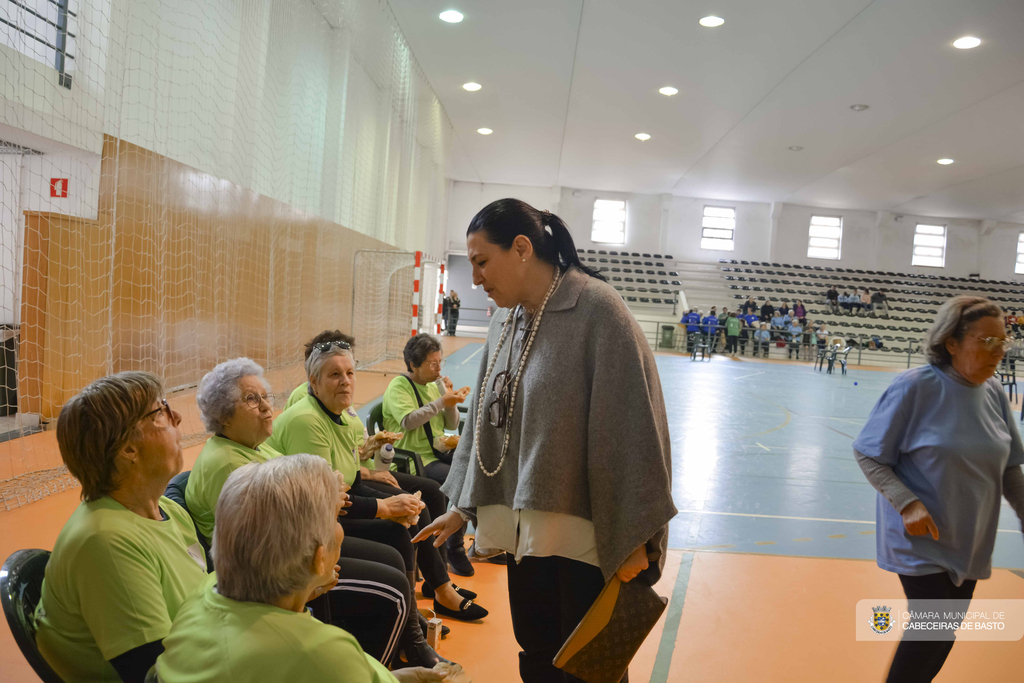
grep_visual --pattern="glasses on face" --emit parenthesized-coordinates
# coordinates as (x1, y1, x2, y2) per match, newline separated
(243, 392, 274, 410)
(425, 359, 446, 370)
(488, 370, 511, 428)
(313, 340, 351, 352)
(142, 398, 173, 423)
(976, 336, 1013, 353)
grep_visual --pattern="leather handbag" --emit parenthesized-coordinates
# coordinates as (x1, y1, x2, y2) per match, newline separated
(553, 576, 668, 683)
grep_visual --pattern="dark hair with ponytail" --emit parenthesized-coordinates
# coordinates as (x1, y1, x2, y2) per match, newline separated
(466, 198, 606, 281)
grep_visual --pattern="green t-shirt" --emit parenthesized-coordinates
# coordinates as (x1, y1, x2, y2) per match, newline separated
(382, 375, 444, 467)
(156, 582, 397, 683)
(264, 394, 365, 484)
(185, 436, 281, 542)
(725, 317, 741, 336)
(35, 496, 209, 683)
(285, 382, 309, 410)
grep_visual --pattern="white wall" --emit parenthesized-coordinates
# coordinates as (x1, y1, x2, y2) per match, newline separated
(20, 154, 102, 220)
(0, 156, 21, 325)
(446, 181, 1024, 281)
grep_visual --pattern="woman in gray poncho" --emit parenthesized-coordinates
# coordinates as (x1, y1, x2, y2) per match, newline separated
(414, 198, 677, 682)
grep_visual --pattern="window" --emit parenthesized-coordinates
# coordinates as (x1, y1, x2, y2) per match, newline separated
(1016, 233, 1024, 275)
(0, 0, 76, 88)
(591, 199, 626, 245)
(806, 215, 842, 260)
(700, 206, 735, 251)
(912, 224, 946, 268)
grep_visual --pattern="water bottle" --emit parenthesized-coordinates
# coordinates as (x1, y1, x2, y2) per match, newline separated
(375, 443, 395, 471)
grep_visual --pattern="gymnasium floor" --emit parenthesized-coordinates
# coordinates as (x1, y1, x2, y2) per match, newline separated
(3, 341, 1024, 681)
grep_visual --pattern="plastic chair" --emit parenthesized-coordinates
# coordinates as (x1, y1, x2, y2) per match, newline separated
(164, 471, 213, 570)
(1, 549, 64, 683)
(836, 347, 853, 375)
(367, 402, 424, 476)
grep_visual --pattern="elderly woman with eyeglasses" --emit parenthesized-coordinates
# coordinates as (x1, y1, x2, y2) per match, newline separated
(266, 341, 487, 660)
(186, 357, 413, 666)
(156, 455, 445, 683)
(855, 296, 1024, 683)
(36, 372, 208, 683)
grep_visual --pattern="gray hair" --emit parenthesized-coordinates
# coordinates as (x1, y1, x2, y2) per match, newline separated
(923, 296, 1003, 366)
(196, 358, 269, 433)
(213, 454, 337, 604)
(305, 344, 354, 381)
(403, 333, 442, 372)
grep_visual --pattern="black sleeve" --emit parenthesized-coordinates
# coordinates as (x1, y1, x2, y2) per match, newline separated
(109, 640, 164, 683)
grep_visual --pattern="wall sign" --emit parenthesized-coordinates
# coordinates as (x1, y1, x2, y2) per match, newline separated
(50, 178, 68, 198)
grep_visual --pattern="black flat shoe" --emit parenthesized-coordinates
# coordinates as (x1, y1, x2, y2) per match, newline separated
(447, 547, 475, 577)
(433, 597, 488, 622)
(395, 639, 452, 669)
(421, 582, 477, 601)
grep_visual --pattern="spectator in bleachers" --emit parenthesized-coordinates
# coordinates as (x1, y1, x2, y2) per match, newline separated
(36, 373, 207, 683)
(853, 296, 1024, 683)
(753, 323, 771, 357)
(719, 307, 732, 349)
(738, 315, 752, 355)
(814, 323, 830, 351)
(1008, 310, 1019, 333)
(725, 312, 741, 356)
(868, 335, 884, 350)
(680, 308, 701, 352)
(702, 307, 719, 352)
(793, 300, 807, 324)
(787, 319, 802, 359)
(826, 285, 840, 314)
(742, 296, 758, 316)
(871, 289, 889, 318)
(801, 322, 814, 360)
(860, 288, 873, 316)
(838, 291, 853, 314)
(155, 455, 440, 683)
(848, 291, 863, 315)
(783, 309, 795, 327)
(778, 298, 791, 315)
(770, 310, 785, 339)
(760, 298, 775, 321)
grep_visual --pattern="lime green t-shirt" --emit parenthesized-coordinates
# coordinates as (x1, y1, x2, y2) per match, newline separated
(185, 436, 281, 542)
(156, 582, 398, 683)
(285, 382, 309, 409)
(35, 496, 209, 683)
(264, 394, 365, 484)
(382, 375, 445, 467)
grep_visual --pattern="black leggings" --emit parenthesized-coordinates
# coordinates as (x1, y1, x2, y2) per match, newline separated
(886, 573, 977, 683)
(308, 535, 409, 664)
(506, 554, 625, 683)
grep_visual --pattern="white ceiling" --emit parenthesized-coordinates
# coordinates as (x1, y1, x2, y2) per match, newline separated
(388, 0, 1024, 223)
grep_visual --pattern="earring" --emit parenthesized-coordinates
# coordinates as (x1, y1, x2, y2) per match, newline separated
(521, 259, 526, 263)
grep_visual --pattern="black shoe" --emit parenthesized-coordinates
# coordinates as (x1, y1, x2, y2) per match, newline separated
(396, 638, 452, 669)
(447, 547, 475, 577)
(417, 610, 450, 638)
(434, 596, 489, 622)
(421, 582, 477, 601)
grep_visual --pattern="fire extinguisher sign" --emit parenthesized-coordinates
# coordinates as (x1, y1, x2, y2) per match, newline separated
(50, 178, 68, 198)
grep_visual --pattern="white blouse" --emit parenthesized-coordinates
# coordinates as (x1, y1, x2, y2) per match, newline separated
(472, 504, 600, 567)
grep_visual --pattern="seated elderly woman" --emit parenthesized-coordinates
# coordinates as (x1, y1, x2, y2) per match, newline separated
(155, 455, 444, 683)
(286, 329, 355, 409)
(265, 342, 487, 649)
(188, 357, 413, 666)
(35, 372, 208, 683)
(382, 334, 476, 575)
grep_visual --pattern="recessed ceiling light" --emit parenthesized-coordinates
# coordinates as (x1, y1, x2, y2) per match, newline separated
(953, 36, 981, 49)
(937, 158, 954, 165)
(462, 82, 481, 91)
(477, 127, 492, 135)
(439, 10, 463, 23)
(788, 146, 804, 151)
(635, 133, 651, 141)
(850, 104, 870, 111)
(699, 15, 725, 28)
(659, 86, 678, 96)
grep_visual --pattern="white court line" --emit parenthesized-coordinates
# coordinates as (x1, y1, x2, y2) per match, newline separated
(677, 509, 1022, 533)
(733, 371, 765, 381)
(458, 345, 484, 367)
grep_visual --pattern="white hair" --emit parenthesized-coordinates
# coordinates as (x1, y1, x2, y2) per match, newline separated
(195, 357, 269, 433)
(923, 296, 1002, 366)
(305, 344, 353, 381)
(213, 454, 337, 604)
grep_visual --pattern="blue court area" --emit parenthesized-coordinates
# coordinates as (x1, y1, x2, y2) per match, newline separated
(362, 345, 1024, 571)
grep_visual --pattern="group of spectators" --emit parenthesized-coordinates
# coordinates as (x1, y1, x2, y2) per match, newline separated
(825, 285, 890, 318)
(34, 330, 485, 683)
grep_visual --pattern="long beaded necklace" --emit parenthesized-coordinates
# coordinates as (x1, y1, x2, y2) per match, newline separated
(473, 268, 563, 477)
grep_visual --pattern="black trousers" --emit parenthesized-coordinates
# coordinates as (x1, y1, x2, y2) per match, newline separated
(308, 535, 409, 664)
(886, 573, 977, 683)
(447, 312, 459, 335)
(725, 335, 738, 353)
(506, 554, 627, 683)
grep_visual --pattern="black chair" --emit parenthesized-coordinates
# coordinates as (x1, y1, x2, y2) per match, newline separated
(165, 471, 213, 570)
(2, 549, 64, 683)
(368, 402, 424, 475)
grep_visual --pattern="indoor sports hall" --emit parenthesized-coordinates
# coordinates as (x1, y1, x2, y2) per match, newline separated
(2, 2, 1024, 682)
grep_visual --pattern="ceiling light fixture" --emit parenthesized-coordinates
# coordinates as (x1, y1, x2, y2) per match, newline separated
(953, 36, 981, 49)
(635, 133, 651, 141)
(850, 104, 870, 111)
(462, 82, 481, 91)
(788, 146, 803, 151)
(659, 86, 678, 96)
(699, 16, 725, 28)
(937, 158, 954, 165)
(477, 127, 492, 135)
(439, 10, 463, 23)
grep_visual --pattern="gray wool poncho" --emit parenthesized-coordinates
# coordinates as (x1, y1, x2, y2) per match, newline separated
(442, 265, 678, 583)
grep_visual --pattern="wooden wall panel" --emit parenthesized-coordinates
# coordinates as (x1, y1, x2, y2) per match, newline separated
(17, 134, 392, 422)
